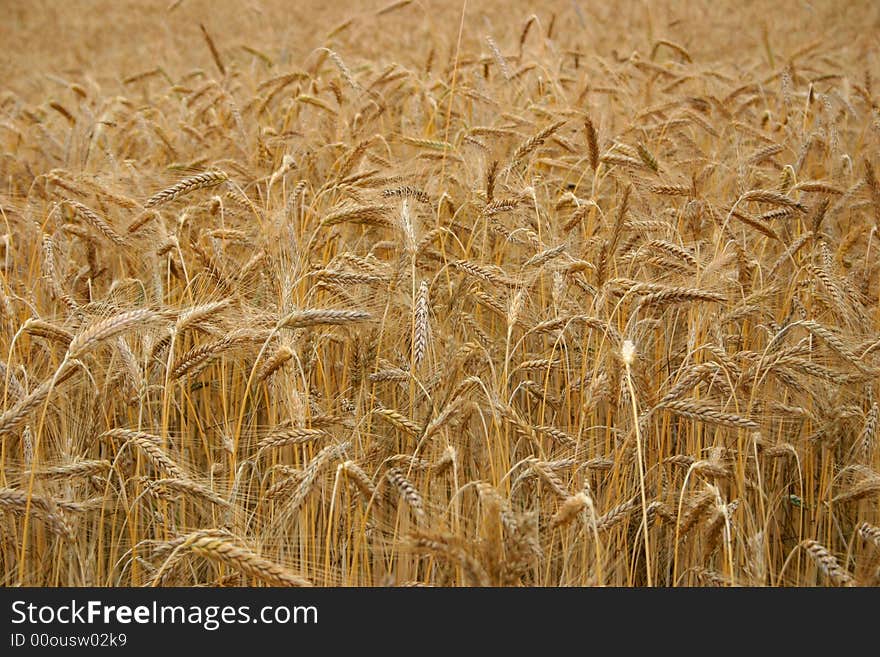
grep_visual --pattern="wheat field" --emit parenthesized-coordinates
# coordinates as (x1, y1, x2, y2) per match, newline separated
(1, 0, 879, 587)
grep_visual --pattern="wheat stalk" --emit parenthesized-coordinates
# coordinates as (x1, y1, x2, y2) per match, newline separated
(386, 468, 425, 520)
(69, 310, 163, 358)
(101, 428, 186, 479)
(187, 534, 312, 586)
(801, 539, 853, 586)
(27, 459, 110, 481)
(0, 487, 74, 538)
(656, 399, 759, 431)
(145, 170, 229, 207)
(412, 280, 429, 367)
(257, 427, 327, 451)
(278, 309, 371, 329)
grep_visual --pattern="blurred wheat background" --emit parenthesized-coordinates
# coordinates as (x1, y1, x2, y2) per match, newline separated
(1, 0, 879, 586)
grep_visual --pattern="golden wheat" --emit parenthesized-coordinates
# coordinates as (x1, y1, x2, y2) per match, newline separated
(2, 0, 878, 589)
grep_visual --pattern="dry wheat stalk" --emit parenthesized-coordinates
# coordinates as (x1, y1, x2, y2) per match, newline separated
(7, 2, 880, 589)
(0, 487, 74, 538)
(372, 407, 422, 437)
(341, 461, 377, 498)
(485, 36, 512, 81)
(69, 309, 163, 358)
(145, 170, 229, 208)
(584, 117, 600, 170)
(452, 260, 515, 287)
(533, 424, 576, 448)
(740, 189, 806, 211)
(859, 523, 880, 548)
(199, 23, 226, 76)
(636, 142, 659, 172)
(27, 459, 110, 481)
(857, 403, 878, 461)
(386, 468, 425, 520)
(0, 360, 79, 437)
(530, 461, 570, 499)
(508, 120, 566, 170)
(748, 143, 784, 164)
(593, 498, 640, 533)
(600, 152, 647, 169)
(186, 533, 312, 586)
(279, 442, 348, 512)
(798, 320, 868, 372)
(832, 477, 880, 503)
(175, 300, 231, 333)
(524, 244, 566, 269)
(423, 398, 469, 439)
(23, 318, 74, 347)
(278, 309, 371, 329)
(412, 280, 429, 367)
(483, 198, 519, 216)
(382, 186, 430, 204)
(677, 492, 716, 537)
(101, 428, 185, 479)
(551, 492, 589, 529)
(264, 469, 305, 500)
(64, 199, 126, 246)
(257, 427, 327, 451)
(170, 329, 268, 380)
(801, 539, 853, 586)
(256, 345, 294, 383)
(767, 232, 814, 278)
(370, 368, 410, 382)
(147, 478, 230, 508)
(0, 361, 25, 402)
(636, 286, 726, 306)
(795, 181, 844, 195)
(864, 159, 880, 229)
(692, 567, 731, 587)
(657, 399, 759, 430)
(40, 233, 78, 314)
(314, 269, 386, 286)
(407, 531, 488, 586)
